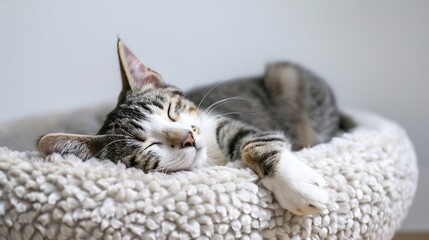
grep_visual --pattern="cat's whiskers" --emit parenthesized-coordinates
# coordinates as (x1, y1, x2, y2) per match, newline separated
(198, 96, 254, 123)
(200, 96, 250, 117)
(211, 111, 261, 119)
(196, 80, 228, 111)
(101, 138, 131, 151)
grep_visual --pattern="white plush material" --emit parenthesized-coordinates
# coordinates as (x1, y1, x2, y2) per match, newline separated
(0, 110, 418, 239)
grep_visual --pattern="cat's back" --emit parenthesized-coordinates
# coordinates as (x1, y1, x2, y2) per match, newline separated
(185, 62, 341, 148)
(186, 77, 283, 131)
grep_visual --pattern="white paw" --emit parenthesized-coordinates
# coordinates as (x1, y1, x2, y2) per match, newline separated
(261, 150, 329, 215)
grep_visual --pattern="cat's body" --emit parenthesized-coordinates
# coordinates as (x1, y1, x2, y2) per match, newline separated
(186, 62, 341, 151)
(37, 41, 344, 215)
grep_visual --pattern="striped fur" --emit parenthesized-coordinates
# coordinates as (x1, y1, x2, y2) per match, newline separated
(37, 41, 336, 215)
(37, 42, 342, 176)
(95, 86, 203, 172)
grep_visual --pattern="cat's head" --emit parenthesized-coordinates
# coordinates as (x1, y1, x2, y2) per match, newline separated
(38, 40, 208, 172)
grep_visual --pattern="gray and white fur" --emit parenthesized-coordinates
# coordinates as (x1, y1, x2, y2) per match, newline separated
(186, 62, 342, 150)
(37, 40, 347, 215)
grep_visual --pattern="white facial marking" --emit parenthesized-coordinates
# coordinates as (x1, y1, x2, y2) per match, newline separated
(137, 108, 207, 172)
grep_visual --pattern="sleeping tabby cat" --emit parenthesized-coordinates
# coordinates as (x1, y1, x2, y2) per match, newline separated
(37, 40, 344, 215)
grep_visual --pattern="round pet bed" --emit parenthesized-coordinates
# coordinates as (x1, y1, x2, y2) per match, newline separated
(0, 109, 418, 239)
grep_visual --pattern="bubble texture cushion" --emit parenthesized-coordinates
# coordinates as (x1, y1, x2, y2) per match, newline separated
(0, 110, 418, 239)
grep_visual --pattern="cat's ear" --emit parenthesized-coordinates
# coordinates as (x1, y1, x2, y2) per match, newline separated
(117, 39, 164, 101)
(37, 133, 117, 160)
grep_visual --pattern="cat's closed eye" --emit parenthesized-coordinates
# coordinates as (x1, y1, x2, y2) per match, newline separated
(143, 142, 161, 151)
(167, 103, 177, 122)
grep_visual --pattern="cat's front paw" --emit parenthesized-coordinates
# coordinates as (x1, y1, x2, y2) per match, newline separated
(261, 150, 329, 215)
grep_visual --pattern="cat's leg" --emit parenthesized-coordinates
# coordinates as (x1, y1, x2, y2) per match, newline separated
(241, 132, 329, 215)
(216, 120, 329, 215)
(264, 62, 318, 149)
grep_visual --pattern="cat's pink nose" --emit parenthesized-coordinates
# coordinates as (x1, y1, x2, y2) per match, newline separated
(182, 132, 195, 148)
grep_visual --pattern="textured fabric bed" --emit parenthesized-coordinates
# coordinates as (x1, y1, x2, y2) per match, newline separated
(0, 109, 418, 239)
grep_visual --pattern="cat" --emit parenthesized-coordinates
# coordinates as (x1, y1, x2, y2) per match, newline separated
(37, 40, 346, 215)
(186, 62, 341, 151)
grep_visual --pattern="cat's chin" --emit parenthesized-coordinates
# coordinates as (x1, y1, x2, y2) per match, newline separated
(190, 146, 207, 169)
(156, 146, 207, 172)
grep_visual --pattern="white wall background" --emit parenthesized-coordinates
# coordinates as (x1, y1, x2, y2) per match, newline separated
(0, 0, 428, 231)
